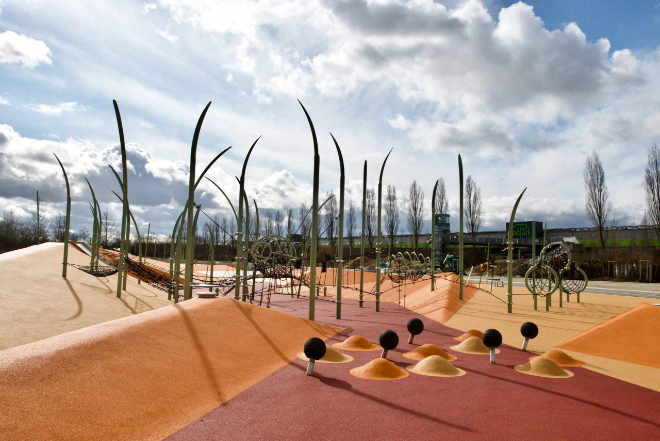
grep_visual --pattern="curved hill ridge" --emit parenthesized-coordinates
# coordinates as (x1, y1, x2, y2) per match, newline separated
(0, 297, 340, 441)
(556, 302, 660, 368)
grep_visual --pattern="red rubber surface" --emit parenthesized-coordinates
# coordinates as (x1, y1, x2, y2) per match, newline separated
(166, 295, 660, 441)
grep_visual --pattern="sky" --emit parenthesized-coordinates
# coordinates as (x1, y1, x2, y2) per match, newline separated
(1, 0, 660, 239)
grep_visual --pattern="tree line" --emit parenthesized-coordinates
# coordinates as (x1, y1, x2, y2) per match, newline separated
(584, 144, 660, 248)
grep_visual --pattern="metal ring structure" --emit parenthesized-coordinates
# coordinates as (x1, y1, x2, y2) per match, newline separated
(249, 234, 296, 279)
(524, 264, 559, 297)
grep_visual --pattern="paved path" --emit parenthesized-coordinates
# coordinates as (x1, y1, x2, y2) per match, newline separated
(477, 277, 660, 299)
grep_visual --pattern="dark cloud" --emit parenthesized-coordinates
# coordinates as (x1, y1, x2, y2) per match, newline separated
(325, 0, 462, 36)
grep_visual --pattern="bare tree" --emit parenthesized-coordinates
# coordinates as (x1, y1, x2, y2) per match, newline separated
(407, 181, 424, 249)
(229, 218, 236, 246)
(323, 191, 338, 244)
(298, 202, 310, 239)
(645, 144, 660, 240)
(263, 209, 273, 236)
(464, 175, 481, 237)
(213, 215, 220, 247)
(365, 188, 376, 247)
(274, 209, 283, 236)
(221, 217, 228, 245)
(286, 208, 294, 237)
(584, 151, 611, 248)
(384, 184, 399, 251)
(103, 209, 112, 247)
(434, 177, 448, 215)
(50, 214, 66, 242)
(346, 200, 357, 258)
(30, 191, 48, 243)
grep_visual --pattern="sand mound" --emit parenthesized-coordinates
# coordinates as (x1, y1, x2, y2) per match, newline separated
(403, 344, 457, 361)
(350, 358, 409, 380)
(453, 329, 483, 341)
(407, 355, 466, 377)
(450, 336, 499, 354)
(332, 335, 380, 351)
(531, 349, 585, 367)
(515, 357, 574, 378)
(298, 346, 353, 363)
(556, 302, 660, 369)
(0, 298, 340, 441)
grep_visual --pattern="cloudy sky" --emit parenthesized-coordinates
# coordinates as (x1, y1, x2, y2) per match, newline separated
(1, 0, 660, 239)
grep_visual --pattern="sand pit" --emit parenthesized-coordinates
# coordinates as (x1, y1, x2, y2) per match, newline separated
(515, 357, 574, 378)
(407, 355, 466, 377)
(332, 335, 380, 351)
(556, 302, 660, 369)
(450, 336, 499, 355)
(298, 345, 353, 363)
(403, 343, 457, 361)
(531, 349, 585, 367)
(0, 297, 341, 441)
(453, 329, 483, 342)
(350, 357, 409, 380)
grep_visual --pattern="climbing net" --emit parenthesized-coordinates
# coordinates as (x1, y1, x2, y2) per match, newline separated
(384, 251, 429, 284)
(68, 263, 118, 277)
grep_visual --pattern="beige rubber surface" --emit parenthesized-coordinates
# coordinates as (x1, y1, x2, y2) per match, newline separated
(0, 243, 172, 350)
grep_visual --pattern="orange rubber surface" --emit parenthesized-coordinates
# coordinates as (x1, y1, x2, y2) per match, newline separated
(556, 303, 660, 368)
(0, 297, 340, 441)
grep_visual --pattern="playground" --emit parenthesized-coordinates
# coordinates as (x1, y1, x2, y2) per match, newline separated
(1, 242, 659, 440)
(0, 101, 658, 440)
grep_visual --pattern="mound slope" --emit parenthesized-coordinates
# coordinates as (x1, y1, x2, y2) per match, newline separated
(532, 349, 585, 367)
(407, 355, 466, 377)
(556, 302, 660, 368)
(515, 357, 574, 378)
(0, 297, 340, 441)
(403, 343, 457, 361)
(350, 357, 409, 380)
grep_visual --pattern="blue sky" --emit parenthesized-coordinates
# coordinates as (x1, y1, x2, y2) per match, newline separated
(1, 0, 659, 239)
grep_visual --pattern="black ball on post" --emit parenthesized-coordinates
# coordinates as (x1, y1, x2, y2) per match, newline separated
(406, 318, 424, 344)
(482, 329, 502, 364)
(304, 337, 326, 376)
(379, 329, 399, 359)
(520, 322, 538, 351)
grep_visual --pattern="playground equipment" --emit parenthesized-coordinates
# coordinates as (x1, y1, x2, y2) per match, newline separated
(524, 243, 588, 310)
(386, 251, 429, 283)
(482, 329, 503, 364)
(379, 330, 399, 359)
(406, 318, 424, 344)
(520, 322, 538, 351)
(303, 337, 326, 376)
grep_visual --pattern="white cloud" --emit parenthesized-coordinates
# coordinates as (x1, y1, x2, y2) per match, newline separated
(0, 30, 51, 67)
(387, 113, 410, 130)
(0, 96, 9, 105)
(143, 3, 157, 13)
(25, 101, 85, 115)
(156, 28, 178, 43)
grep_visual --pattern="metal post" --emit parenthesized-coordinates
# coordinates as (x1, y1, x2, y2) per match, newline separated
(376, 150, 392, 313)
(235, 139, 258, 301)
(507, 188, 527, 313)
(299, 101, 319, 321)
(531, 220, 536, 265)
(359, 160, 367, 308)
(458, 155, 464, 301)
(431, 180, 438, 291)
(332, 135, 345, 319)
